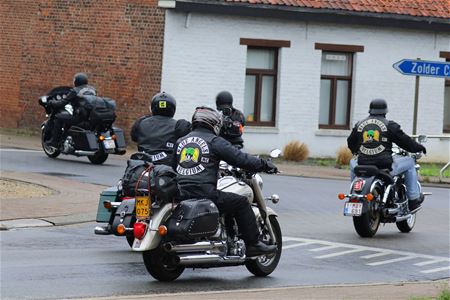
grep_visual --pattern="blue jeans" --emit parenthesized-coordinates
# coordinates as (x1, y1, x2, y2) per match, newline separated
(350, 156, 421, 200)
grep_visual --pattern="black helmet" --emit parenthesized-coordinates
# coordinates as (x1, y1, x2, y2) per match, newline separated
(151, 92, 176, 117)
(369, 98, 388, 115)
(216, 91, 233, 109)
(192, 106, 223, 136)
(73, 73, 88, 87)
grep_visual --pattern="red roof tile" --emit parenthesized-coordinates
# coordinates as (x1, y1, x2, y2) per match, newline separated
(224, 0, 450, 19)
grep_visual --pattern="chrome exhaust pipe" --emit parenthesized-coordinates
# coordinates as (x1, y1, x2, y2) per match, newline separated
(164, 241, 225, 253)
(386, 208, 400, 215)
(74, 150, 97, 156)
(94, 225, 111, 235)
(395, 214, 412, 222)
(175, 254, 222, 265)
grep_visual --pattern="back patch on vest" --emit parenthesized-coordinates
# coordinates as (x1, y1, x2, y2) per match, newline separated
(357, 118, 388, 156)
(176, 137, 209, 176)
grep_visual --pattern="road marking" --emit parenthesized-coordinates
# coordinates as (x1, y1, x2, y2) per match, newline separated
(283, 242, 315, 250)
(414, 260, 448, 266)
(309, 245, 341, 252)
(361, 252, 391, 259)
(367, 256, 416, 266)
(315, 249, 365, 259)
(0, 148, 41, 153)
(420, 266, 450, 274)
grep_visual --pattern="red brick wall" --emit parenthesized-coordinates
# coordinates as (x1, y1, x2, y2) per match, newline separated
(0, 0, 164, 137)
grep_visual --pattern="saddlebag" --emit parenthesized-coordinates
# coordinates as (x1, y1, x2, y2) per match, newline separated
(112, 199, 136, 236)
(121, 159, 179, 201)
(166, 199, 219, 241)
(96, 186, 120, 223)
(68, 127, 99, 151)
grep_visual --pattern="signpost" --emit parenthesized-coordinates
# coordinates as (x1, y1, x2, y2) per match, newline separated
(393, 59, 450, 135)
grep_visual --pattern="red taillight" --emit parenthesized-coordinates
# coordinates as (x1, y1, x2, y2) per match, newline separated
(353, 179, 365, 192)
(120, 196, 134, 201)
(133, 222, 147, 240)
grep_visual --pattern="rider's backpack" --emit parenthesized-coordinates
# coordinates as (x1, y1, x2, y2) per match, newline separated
(166, 199, 219, 241)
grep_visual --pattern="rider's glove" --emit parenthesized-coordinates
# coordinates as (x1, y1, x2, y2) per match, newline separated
(263, 160, 278, 174)
(420, 145, 427, 155)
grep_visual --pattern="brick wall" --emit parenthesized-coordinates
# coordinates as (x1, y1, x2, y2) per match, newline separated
(0, 0, 164, 137)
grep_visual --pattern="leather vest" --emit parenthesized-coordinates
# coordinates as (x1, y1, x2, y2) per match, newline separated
(356, 116, 393, 168)
(135, 115, 179, 166)
(175, 129, 219, 197)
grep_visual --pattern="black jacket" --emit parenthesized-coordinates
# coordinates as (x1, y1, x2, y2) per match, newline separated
(131, 115, 191, 166)
(347, 115, 425, 169)
(174, 126, 267, 199)
(220, 107, 245, 146)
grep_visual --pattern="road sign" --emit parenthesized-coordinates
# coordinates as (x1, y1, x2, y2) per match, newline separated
(393, 59, 450, 78)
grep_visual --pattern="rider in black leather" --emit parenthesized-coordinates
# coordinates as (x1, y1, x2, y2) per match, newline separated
(130, 92, 191, 166)
(216, 91, 245, 149)
(347, 99, 426, 211)
(47, 73, 97, 147)
(174, 106, 278, 257)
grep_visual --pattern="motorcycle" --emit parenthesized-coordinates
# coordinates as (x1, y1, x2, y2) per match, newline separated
(38, 86, 126, 164)
(337, 135, 431, 237)
(116, 150, 283, 281)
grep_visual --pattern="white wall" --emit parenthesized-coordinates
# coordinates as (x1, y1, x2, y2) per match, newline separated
(161, 10, 450, 162)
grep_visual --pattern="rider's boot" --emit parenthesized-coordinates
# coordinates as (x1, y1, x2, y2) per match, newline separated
(246, 241, 277, 257)
(408, 193, 424, 212)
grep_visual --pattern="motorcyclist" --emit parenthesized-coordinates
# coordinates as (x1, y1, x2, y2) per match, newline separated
(47, 73, 97, 147)
(130, 92, 191, 166)
(174, 106, 278, 257)
(216, 91, 245, 149)
(347, 99, 427, 211)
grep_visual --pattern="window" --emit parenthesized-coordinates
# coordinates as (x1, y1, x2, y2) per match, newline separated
(315, 43, 364, 129)
(243, 47, 278, 126)
(441, 52, 450, 133)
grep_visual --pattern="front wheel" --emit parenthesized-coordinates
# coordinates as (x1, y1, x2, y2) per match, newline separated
(41, 128, 60, 158)
(353, 187, 381, 238)
(88, 151, 108, 164)
(143, 247, 185, 282)
(396, 214, 416, 233)
(245, 215, 282, 277)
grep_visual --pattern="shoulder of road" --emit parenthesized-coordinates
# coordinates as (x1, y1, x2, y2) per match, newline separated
(0, 132, 448, 230)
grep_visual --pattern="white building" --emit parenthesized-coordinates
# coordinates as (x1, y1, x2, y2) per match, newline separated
(159, 0, 450, 162)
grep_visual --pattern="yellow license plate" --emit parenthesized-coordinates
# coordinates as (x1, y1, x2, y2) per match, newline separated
(135, 195, 151, 219)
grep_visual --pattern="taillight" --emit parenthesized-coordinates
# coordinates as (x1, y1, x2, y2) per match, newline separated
(133, 222, 147, 240)
(353, 179, 365, 192)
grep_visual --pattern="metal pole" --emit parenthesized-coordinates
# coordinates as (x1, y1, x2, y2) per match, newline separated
(412, 58, 420, 135)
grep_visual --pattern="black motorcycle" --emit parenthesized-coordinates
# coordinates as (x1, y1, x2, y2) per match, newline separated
(39, 86, 126, 164)
(338, 135, 431, 237)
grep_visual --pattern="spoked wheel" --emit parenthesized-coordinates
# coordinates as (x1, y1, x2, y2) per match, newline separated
(143, 246, 185, 282)
(41, 129, 60, 158)
(88, 151, 108, 165)
(353, 187, 381, 238)
(396, 213, 416, 233)
(245, 215, 282, 277)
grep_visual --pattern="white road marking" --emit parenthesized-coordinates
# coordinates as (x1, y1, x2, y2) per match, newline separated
(309, 245, 341, 252)
(283, 242, 315, 250)
(361, 252, 391, 259)
(414, 260, 448, 266)
(315, 249, 365, 259)
(420, 266, 450, 274)
(0, 148, 41, 153)
(367, 256, 416, 266)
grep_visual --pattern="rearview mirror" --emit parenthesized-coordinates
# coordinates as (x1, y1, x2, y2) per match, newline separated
(418, 135, 427, 143)
(269, 148, 282, 158)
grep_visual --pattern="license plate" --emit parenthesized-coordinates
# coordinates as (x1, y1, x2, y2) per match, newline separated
(103, 139, 116, 149)
(344, 202, 363, 216)
(136, 195, 151, 219)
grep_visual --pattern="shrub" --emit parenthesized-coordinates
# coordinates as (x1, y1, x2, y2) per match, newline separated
(283, 141, 309, 162)
(336, 146, 353, 166)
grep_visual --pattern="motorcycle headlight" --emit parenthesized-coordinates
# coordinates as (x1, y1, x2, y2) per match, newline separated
(255, 174, 263, 190)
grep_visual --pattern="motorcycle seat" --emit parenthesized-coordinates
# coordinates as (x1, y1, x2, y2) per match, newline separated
(354, 165, 394, 184)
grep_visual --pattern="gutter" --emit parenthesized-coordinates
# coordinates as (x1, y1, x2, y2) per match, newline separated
(158, 0, 450, 31)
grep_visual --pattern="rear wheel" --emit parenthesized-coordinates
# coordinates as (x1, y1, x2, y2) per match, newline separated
(41, 129, 60, 158)
(126, 234, 134, 248)
(353, 187, 382, 238)
(88, 151, 108, 164)
(245, 216, 282, 277)
(143, 247, 185, 282)
(396, 214, 416, 233)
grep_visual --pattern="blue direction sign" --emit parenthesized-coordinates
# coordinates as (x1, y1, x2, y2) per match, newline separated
(393, 59, 450, 78)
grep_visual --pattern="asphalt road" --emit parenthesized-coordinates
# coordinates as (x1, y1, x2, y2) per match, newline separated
(1, 149, 449, 299)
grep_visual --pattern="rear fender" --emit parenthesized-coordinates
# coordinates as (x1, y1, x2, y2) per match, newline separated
(350, 176, 379, 214)
(131, 203, 173, 252)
